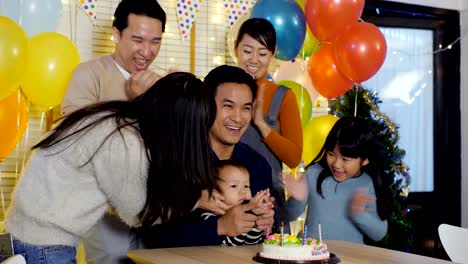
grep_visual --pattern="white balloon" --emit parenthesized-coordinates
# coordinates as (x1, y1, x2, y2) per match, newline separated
(0, 0, 20, 23)
(273, 58, 319, 103)
(20, 0, 62, 36)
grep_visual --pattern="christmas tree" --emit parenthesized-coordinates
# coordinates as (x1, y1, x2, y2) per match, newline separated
(330, 86, 413, 251)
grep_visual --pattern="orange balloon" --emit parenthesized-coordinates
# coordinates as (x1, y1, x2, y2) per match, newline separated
(308, 44, 354, 99)
(0, 90, 28, 160)
(305, 0, 365, 41)
(334, 22, 387, 83)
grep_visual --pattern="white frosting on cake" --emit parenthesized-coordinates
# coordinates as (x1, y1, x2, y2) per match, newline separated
(259, 234, 330, 261)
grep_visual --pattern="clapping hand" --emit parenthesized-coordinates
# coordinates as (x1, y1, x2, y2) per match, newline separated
(252, 83, 272, 138)
(251, 189, 271, 216)
(283, 173, 308, 201)
(252, 190, 275, 232)
(350, 188, 376, 215)
(127, 69, 161, 98)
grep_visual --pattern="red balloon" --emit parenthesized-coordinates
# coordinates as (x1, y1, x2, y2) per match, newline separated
(305, 0, 365, 41)
(334, 22, 387, 83)
(308, 44, 354, 99)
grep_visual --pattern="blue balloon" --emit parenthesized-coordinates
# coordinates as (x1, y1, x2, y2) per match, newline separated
(20, 0, 62, 37)
(0, 0, 20, 23)
(250, 0, 306, 61)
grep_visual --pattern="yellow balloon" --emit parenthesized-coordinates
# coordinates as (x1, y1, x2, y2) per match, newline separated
(302, 115, 339, 164)
(0, 90, 28, 160)
(298, 26, 319, 59)
(21, 32, 80, 108)
(296, 0, 306, 11)
(0, 17, 28, 101)
(227, 13, 250, 64)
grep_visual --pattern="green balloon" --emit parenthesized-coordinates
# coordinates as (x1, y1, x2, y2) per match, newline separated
(277, 80, 312, 127)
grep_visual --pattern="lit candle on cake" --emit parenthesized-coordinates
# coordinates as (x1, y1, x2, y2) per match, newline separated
(302, 225, 307, 245)
(280, 222, 284, 246)
(318, 224, 322, 242)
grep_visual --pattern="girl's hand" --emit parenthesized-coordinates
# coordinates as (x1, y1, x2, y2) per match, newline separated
(198, 189, 229, 215)
(252, 83, 271, 138)
(283, 173, 308, 201)
(350, 188, 376, 215)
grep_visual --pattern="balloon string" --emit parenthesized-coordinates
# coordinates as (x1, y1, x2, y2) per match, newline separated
(354, 85, 358, 117)
(0, 178, 5, 219)
(18, 0, 23, 25)
(301, 40, 306, 61)
(312, 41, 322, 55)
(69, 0, 73, 41)
(299, 59, 306, 120)
(14, 90, 21, 179)
(20, 97, 31, 183)
(74, 2, 78, 44)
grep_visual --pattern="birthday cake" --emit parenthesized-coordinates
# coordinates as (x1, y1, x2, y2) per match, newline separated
(259, 233, 330, 261)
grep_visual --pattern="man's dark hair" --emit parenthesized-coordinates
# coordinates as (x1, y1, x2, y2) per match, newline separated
(113, 0, 166, 32)
(204, 65, 258, 100)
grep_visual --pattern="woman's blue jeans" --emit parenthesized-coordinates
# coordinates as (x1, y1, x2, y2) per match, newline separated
(0, 239, 77, 264)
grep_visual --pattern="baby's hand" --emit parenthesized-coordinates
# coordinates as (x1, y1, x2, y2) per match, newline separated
(251, 189, 271, 215)
(350, 188, 376, 215)
(283, 173, 308, 201)
(253, 189, 270, 204)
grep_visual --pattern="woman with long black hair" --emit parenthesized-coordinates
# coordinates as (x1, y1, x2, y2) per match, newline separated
(4, 72, 217, 263)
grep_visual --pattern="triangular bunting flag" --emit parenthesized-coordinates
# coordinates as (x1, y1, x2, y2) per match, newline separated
(224, 0, 256, 27)
(80, 0, 97, 21)
(176, 0, 203, 39)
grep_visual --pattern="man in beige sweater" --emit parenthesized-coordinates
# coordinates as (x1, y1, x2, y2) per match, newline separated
(61, 0, 166, 115)
(60, 0, 166, 263)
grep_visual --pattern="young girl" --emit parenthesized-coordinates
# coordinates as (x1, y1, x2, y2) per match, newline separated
(4, 72, 216, 263)
(284, 117, 391, 244)
(190, 160, 271, 246)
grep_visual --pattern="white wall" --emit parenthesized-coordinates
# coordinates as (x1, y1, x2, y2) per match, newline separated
(388, 0, 468, 227)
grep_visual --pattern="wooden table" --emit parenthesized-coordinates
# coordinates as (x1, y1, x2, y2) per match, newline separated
(127, 240, 454, 264)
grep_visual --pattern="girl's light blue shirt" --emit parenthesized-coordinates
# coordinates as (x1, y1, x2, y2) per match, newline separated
(285, 164, 388, 244)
